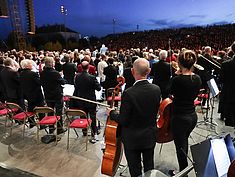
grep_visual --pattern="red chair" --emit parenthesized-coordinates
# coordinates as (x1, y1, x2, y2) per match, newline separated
(194, 89, 209, 113)
(6, 102, 34, 138)
(33, 106, 61, 145)
(0, 102, 11, 130)
(63, 96, 70, 109)
(65, 109, 92, 150)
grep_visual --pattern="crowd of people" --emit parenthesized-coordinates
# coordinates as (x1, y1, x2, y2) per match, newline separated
(0, 28, 235, 176)
(101, 24, 235, 52)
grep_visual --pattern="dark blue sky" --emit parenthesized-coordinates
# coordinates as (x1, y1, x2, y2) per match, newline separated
(0, 0, 235, 39)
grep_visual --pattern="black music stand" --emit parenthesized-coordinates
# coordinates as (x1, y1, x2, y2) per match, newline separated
(190, 134, 235, 177)
(197, 78, 219, 132)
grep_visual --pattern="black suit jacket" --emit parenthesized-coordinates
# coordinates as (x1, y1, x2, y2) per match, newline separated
(219, 57, 235, 126)
(103, 65, 119, 89)
(19, 69, 44, 103)
(40, 67, 66, 101)
(111, 80, 161, 149)
(150, 60, 171, 98)
(123, 67, 135, 90)
(0, 67, 22, 101)
(62, 62, 77, 84)
(73, 71, 101, 109)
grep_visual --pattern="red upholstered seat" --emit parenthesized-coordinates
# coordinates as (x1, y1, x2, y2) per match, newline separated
(0, 108, 8, 115)
(0, 108, 18, 115)
(107, 96, 121, 101)
(194, 100, 201, 106)
(63, 96, 70, 102)
(198, 93, 208, 99)
(70, 118, 92, 129)
(12, 112, 35, 120)
(34, 106, 62, 145)
(65, 109, 91, 150)
(39, 116, 61, 125)
(5, 102, 32, 138)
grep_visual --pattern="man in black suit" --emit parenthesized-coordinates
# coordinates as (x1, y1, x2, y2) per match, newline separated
(0, 58, 23, 107)
(220, 41, 235, 126)
(62, 54, 77, 85)
(73, 61, 101, 143)
(123, 56, 138, 90)
(40, 57, 67, 134)
(108, 58, 161, 177)
(19, 59, 44, 128)
(150, 50, 171, 99)
(103, 58, 119, 96)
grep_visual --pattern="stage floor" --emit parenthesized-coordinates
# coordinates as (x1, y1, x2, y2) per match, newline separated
(0, 98, 234, 177)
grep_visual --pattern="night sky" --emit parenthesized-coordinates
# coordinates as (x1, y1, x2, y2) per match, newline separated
(0, 0, 235, 40)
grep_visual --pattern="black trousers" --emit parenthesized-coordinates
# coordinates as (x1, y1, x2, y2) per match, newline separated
(171, 112, 197, 171)
(79, 106, 97, 136)
(27, 99, 44, 125)
(46, 99, 64, 130)
(124, 145, 155, 177)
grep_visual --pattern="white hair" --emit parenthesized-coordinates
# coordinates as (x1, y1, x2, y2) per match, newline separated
(20, 59, 32, 69)
(159, 50, 168, 60)
(204, 46, 211, 53)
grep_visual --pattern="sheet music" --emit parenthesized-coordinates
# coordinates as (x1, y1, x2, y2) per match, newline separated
(207, 78, 219, 97)
(63, 84, 74, 96)
(211, 138, 231, 177)
(63, 84, 103, 101)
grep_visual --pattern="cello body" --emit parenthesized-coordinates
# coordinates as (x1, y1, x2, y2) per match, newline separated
(101, 76, 125, 176)
(101, 120, 123, 176)
(156, 97, 174, 143)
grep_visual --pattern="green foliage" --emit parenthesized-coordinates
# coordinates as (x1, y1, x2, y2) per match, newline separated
(43, 41, 62, 51)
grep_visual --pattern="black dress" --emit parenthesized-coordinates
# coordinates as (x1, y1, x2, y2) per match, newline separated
(170, 74, 201, 171)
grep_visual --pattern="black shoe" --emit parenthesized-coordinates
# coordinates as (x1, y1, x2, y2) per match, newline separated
(97, 130, 101, 135)
(82, 129, 87, 136)
(40, 125, 47, 130)
(89, 139, 97, 144)
(29, 124, 35, 129)
(168, 170, 177, 176)
(57, 128, 67, 135)
(15, 120, 23, 125)
(49, 128, 55, 134)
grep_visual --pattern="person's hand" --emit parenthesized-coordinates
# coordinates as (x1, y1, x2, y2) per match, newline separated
(106, 107, 115, 116)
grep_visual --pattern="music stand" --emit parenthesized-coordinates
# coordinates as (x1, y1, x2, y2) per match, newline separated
(197, 78, 219, 132)
(190, 134, 235, 177)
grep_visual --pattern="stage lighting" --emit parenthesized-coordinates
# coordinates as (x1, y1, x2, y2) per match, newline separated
(25, 0, 35, 34)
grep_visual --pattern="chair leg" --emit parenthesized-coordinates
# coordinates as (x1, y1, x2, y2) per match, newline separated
(4, 115, 7, 132)
(86, 132, 88, 151)
(22, 119, 26, 139)
(67, 127, 70, 150)
(55, 122, 58, 145)
(10, 119, 13, 136)
(37, 124, 39, 144)
(73, 129, 79, 137)
(159, 143, 163, 154)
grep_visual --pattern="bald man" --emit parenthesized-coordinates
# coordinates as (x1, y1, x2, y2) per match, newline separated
(73, 61, 101, 142)
(108, 58, 161, 177)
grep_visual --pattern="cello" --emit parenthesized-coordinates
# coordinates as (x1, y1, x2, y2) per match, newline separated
(156, 97, 174, 143)
(156, 38, 174, 143)
(101, 76, 125, 176)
